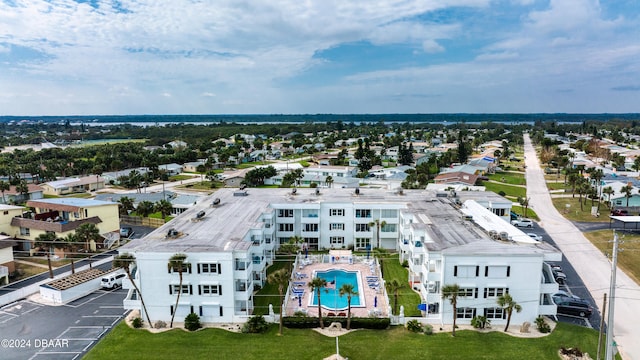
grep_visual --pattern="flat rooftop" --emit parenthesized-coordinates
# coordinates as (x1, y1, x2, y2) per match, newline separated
(122, 188, 559, 256)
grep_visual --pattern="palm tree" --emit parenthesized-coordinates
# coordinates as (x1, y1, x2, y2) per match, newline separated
(136, 200, 155, 217)
(620, 185, 633, 207)
(168, 253, 187, 328)
(75, 222, 101, 252)
(339, 283, 358, 330)
(62, 233, 78, 274)
(118, 196, 135, 216)
(16, 180, 29, 202)
(602, 187, 614, 208)
(113, 253, 153, 327)
(0, 180, 10, 204)
(497, 293, 522, 332)
(34, 232, 57, 279)
(385, 279, 404, 316)
(155, 199, 173, 220)
(441, 284, 460, 336)
(267, 268, 291, 335)
(325, 175, 333, 188)
(368, 219, 387, 249)
(308, 277, 328, 329)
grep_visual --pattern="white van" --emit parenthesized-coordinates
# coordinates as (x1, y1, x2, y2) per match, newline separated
(100, 271, 126, 289)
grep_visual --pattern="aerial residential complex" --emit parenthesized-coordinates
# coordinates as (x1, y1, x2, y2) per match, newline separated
(120, 187, 561, 326)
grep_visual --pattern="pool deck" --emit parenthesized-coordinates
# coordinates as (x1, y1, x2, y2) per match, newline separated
(286, 257, 389, 318)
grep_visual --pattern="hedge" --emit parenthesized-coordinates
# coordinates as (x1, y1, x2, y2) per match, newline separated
(282, 316, 390, 330)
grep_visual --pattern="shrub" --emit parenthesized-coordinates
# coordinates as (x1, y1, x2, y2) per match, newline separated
(293, 311, 309, 317)
(424, 324, 433, 335)
(401, 260, 409, 268)
(154, 320, 167, 329)
(282, 316, 390, 329)
(471, 315, 490, 329)
(184, 313, 202, 331)
(535, 316, 551, 333)
(406, 320, 423, 333)
(242, 315, 269, 333)
(498, 191, 506, 197)
(131, 317, 143, 329)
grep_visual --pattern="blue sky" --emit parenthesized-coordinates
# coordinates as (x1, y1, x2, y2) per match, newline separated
(0, 0, 638, 115)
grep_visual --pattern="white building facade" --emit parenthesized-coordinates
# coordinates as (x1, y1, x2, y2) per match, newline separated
(120, 188, 561, 326)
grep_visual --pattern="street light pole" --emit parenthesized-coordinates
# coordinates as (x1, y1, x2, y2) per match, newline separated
(605, 232, 619, 360)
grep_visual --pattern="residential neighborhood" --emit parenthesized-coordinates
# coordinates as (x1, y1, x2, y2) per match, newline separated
(0, 117, 640, 359)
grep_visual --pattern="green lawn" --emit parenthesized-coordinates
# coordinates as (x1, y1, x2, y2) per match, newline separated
(511, 205, 539, 221)
(551, 198, 609, 223)
(253, 256, 295, 315)
(487, 172, 525, 186)
(380, 254, 422, 317)
(483, 181, 527, 199)
(583, 229, 640, 284)
(84, 321, 609, 360)
(546, 181, 570, 191)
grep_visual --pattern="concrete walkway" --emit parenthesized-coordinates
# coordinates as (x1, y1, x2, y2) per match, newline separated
(523, 134, 640, 360)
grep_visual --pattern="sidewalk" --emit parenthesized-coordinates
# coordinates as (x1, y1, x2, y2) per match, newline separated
(523, 134, 639, 360)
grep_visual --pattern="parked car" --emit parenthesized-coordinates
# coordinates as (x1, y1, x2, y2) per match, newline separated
(511, 218, 534, 228)
(547, 263, 567, 284)
(552, 291, 581, 302)
(611, 209, 629, 216)
(554, 297, 593, 317)
(120, 227, 134, 238)
(100, 271, 126, 289)
(526, 233, 542, 241)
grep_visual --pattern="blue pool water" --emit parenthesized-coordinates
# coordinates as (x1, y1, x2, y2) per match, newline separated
(311, 269, 362, 310)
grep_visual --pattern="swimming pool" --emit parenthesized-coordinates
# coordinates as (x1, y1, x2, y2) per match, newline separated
(311, 269, 364, 310)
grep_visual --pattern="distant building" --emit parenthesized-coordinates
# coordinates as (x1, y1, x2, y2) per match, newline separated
(41, 176, 105, 196)
(0, 184, 44, 204)
(10, 198, 119, 252)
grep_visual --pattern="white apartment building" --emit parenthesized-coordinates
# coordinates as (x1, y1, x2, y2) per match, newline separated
(120, 187, 561, 326)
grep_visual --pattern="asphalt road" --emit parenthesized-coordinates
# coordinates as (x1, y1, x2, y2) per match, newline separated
(524, 134, 640, 360)
(0, 287, 128, 360)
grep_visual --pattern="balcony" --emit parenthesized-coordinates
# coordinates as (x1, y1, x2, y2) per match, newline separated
(123, 289, 141, 310)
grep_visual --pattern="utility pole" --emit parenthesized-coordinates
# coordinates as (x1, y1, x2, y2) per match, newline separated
(605, 232, 619, 360)
(597, 293, 607, 360)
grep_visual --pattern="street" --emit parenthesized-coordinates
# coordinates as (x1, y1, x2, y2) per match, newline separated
(524, 133, 640, 360)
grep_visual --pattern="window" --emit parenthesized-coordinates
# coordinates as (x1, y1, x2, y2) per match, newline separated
(168, 262, 192, 274)
(330, 236, 344, 245)
(492, 208, 506, 216)
(485, 265, 510, 278)
(278, 209, 293, 217)
(355, 209, 371, 218)
(355, 223, 370, 232)
(458, 287, 477, 298)
(484, 307, 506, 319)
(20, 227, 30, 236)
(381, 209, 398, 218)
(170, 284, 192, 295)
(235, 259, 248, 271)
(484, 287, 508, 298)
(198, 263, 221, 274)
(330, 209, 344, 216)
(454, 265, 479, 278)
(330, 223, 344, 230)
(199, 284, 222, 296)
(278, 223, 293, 232)
(381, 223, 397, 232)
(304, 223, 318, 232)
(302, 209, 318, 218)
(355, 238, 370, 249)
(456, 307, 476, 319)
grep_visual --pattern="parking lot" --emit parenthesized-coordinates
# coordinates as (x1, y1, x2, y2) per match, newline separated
(0, 288, 128, 360)
(523, 225, 601, 330)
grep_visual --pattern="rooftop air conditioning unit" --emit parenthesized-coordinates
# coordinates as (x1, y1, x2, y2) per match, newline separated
(212, 198, 221, 206)
(196, 211, 206, 219)
(167, 229, 179, 238)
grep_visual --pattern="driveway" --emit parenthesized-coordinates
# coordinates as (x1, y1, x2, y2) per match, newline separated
(524, 133, 640, 360)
